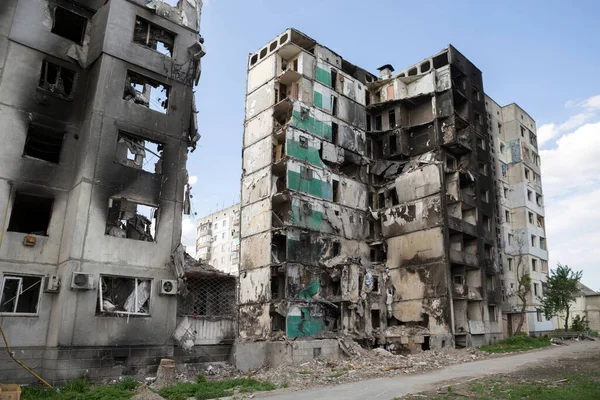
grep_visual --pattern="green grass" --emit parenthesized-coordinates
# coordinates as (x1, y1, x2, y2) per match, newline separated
(22, 377, 138, 400)
(297, 370, 313, 375)
(158, 375, 276, 400)
(478, 333, 550, 354)
(433, 372, 600, 399)
(328, 372, 344, 379)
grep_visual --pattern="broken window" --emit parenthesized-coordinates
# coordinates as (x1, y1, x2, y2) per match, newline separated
(366, 116, 372, 131)
(371, 309, 380, 329)
(478, 162, 487, 176)
(391, 189, 399, 206)
(388, 109, 396, 128)
(133, 17, 175, 57)
(375, 114, 382, 131)
(23, 125, 64, 164)
(299, 136, 308, 149)
(389, 134, 397, 154)
(503, 187, 508, 198)
(331, 96, 338, 116)
(123, 70, 170, 114)
(0, 275, 42, 314)
(105, 198, 158, 242)
(500, 143, 505, 153)
(472, 86, 480, 101)
(540, 237, 547, 250)
(476, 135, 486, 150)
(453, 275, 464, 285)
(38, 60, 75, 99)
(533, 282, 539, 296)
(98, 276, 151, 316)
(300, 167, 313, 180)
(505, 210, 510, 223)
(488, 306, 497, 322)
(332, 179, 340, 203)
(508, 258, 513, 271)
(8, 193, 54, 235)
(378, 192, 385, 208)
(332, 123, 339, 145)
(532, 258, 537, 271)
(332, 242, 341, 257)
(116, 132, 164, 174)
(528, 212, 534, 224)
(51, 6, 87, 44)
(521, 126, 525, 137)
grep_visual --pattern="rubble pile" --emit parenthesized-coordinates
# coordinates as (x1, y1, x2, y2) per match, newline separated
(218, 341, 492, 389)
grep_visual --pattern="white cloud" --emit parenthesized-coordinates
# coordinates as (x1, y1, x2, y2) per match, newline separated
(188, 175, 198, 185)
(540, 99, 600, 289)
(181, 217, 197, 258)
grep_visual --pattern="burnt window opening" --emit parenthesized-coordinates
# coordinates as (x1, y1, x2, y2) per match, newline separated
(453, 275, 464, 285)
(38, 61, 75, 99)
(332, 123, 339, 145)
(133, 17, 175, 57)
(332, 179, 340, 203)
(299, 135, 309, 149)
(117, 132, 164, 174)
(332, 280, 341, 296)
(388, 109, 396, 128)
(330, 68, 338, 89)
(389, 134, 397, 154)
(272, 312, 286, 331)
(0, 275, 42, 314)
(433, 52, 449, 68)
(421, 336, 430, 351)
(365, 90, 371, 106)
(178, 276, 236, 317)
(271, 274, 285, 300)
(378, 192, 385, 208)
(98, 276, 151, 316)
(372, 276, 379, 293)
(123, 70, 170, 114)
(23, 125, 64, 164)
(375, 139, 383, 158)
(375, 114, 382, 131)
(51, 6, 87, 44)
(482, 215, 491, 232)
(332, 241, 341, 257)
(391, 189, 399, 206)
(105, 198, 158, 242)
(371, 309, 380, 329)
(366, 115, 372, 131)
(8, 193, 54, 236)
(331, 95, 338, 116)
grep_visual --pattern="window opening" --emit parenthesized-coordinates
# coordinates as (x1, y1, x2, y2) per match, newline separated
(330, 68, 338, 90)
(38, 61, 75, 99)
(332, 123, 338, 145)
(23, 125, 64, 164)
(8, 193, 54, 235)
(117, 132, 164, 174)
(378, 192, 385, 208)
(375, 114, 382, 131)
(123, 70, 170, 114)
(105, 198, 158, 241)
(388, 109, 396, 128)
(371, 309, 380, 329)
(332, 179, 340, 202)
(51, 6, 87, 44)
(391, 189, 399, 206)
(299, 136, 308, 149)
(133, 17, 175, 57)
(0, 275, 42, 314)
(98, 276, 151, 316)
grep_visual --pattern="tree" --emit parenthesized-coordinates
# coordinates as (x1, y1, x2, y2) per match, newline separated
(537, 263, 583, 332)
(510, 233, 531, 335)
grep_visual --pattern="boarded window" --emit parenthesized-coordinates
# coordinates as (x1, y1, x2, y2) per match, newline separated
(123, 70, 170, 114)
(8, 193, 54, 236)
(105, 198, 158, 242)
(0, 275, 42, 314)
(38, 61, 75, 99)
(133, 17, 175, 57)
(116, 132, 164, 174)
(98, 276, 151, 315)
(23, 125, 64, 164)
(51, 6, 87, 44)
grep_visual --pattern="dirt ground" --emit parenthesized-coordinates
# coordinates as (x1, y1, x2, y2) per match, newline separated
(402, 347, 600, 399)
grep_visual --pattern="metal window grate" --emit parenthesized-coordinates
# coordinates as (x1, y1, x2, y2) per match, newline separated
(178, 277, 235, 317)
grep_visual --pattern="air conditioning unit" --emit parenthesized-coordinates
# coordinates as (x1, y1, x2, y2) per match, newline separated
(160, 279, 178, 295)
(44, 275, 61, 293)
(71, 272, 94, 290)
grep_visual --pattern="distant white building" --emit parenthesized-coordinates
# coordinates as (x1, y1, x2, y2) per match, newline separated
(486, 99, 553, 335)
(196, 204, 240, 275)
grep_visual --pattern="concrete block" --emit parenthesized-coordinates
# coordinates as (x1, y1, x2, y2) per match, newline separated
(233, 342, 267, 372)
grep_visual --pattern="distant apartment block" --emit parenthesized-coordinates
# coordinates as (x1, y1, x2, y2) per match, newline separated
(196, 204, 241, 275)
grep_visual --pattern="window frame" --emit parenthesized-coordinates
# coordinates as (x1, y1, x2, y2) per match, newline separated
(98, 276, 152, 316)
(0, 274, 43, 316)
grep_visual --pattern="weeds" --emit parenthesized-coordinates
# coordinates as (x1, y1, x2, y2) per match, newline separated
(22, 377, 138, 400)
(478, 333, 550, 353)
(158, 377, 276, 400)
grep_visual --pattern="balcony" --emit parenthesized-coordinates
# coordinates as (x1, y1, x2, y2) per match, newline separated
(485, 259, 499, 275)
(441, 115, 472, 155)
(446, 189, 477, 209)
(487, 288, 502, 305)
(452, 283, 483, 301)
(449, 249, 478, 268)
(448, 216, 477, 237)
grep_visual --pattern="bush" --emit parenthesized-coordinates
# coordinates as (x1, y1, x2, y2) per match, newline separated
(571, 315, 589, 332)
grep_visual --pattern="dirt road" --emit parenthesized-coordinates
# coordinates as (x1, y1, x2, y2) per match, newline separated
(256, 341, 599, 400)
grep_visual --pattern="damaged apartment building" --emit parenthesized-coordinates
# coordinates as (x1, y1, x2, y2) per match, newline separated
(236, 28, 546, 369)
(0, 0, 231, 384)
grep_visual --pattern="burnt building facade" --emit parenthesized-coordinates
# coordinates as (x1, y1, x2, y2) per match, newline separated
(0, 0, 207, 383)
(236, 29, 515, 369)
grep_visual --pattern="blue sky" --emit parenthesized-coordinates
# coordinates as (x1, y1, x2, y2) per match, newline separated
(181, 0, 600, 289)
